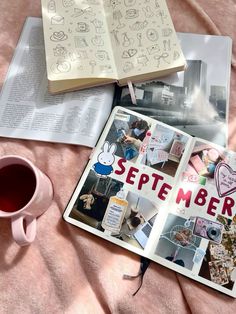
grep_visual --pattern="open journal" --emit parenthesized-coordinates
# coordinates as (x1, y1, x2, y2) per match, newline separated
(1, 17, 230, 149)
(64, 106, 236, 297)
(41, 0, 186, 94)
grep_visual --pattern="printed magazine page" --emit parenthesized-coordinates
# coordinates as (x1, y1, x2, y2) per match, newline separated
(64, 106, 236, 297)
(114, 32, 232, 147)
(0, 17, 114, 147)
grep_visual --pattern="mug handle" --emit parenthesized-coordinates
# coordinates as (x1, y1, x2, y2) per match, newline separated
(11, 214, 37, 246)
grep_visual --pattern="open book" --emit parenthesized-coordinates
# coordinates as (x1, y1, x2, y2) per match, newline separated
(41, 0, 186, 94)
(64, 106, 236, 297)
(0, 17, 231, 150)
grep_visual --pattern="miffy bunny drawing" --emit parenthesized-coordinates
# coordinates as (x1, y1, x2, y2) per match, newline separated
(93, 141, 117, 177)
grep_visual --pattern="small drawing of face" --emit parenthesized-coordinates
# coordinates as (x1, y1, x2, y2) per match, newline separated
(111, 0, 120, 9)
(99, 155, 113, 165)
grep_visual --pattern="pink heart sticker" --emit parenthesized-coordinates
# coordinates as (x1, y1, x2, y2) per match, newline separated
(215, 162, 236, 197)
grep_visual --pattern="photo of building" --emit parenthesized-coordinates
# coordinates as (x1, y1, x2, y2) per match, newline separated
(114, 33, 231, 147)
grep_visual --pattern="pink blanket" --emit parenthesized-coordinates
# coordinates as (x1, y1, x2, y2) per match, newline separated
(0, 0, 235, 312)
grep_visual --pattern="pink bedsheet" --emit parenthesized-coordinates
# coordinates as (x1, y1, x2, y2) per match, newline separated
(0, 0, 235, 313)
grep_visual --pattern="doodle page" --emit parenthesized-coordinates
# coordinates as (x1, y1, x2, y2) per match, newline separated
(104, 0, 185, 83)
(41, 0, 185, 93)
(41, 0, 117, 83)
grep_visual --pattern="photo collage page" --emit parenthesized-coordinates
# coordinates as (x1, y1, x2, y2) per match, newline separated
(153, 139, 236, 294)
(66, 108, 191, 252)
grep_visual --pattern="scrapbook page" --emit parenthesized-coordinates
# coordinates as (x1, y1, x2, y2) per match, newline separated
(63, 106, 236, 297)
(41, 0, 185, 93)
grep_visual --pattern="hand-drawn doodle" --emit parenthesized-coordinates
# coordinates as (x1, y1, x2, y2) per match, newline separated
(92, 19, 105, 33)
(154, 52, 170, 67)
(123, 61, 134, 73)
(51, 59, 71, 74)
(71, 6, 95, 17)
(69, 53, 77, 61)
(95, 50, 110, 61)
(137, 33, 142, 47)
(124, 0, 136, 6)
(173, 50, 180, 60)
(147, 43, 160, 55)
(125, 9, 139, 19)
(51, 15, 64, 25)
(110, 0, 121, 9)
(62, 0, 74, 7)
(69, 50, 88, 61)
(48, 0, 56, 13)
(91, 35, 104, 46)
(163, 39, 171, 51)
(53, 44, 67, 57)
(50, 31, 68, 42)
(137, 55, 149, 66)
(122, 32, 134, 47)
(78, 51, 88, 59)
(110, 29, 120, 45)
(100, 65, 113, 72)
(82, 0, 100, 4)
(113, 10, 125, 29)
(89, 60, 97, 74)
(122, 48, 137, 58)
(142, 6, 154, 18)
(130, 20, 148, 31)
(74, 36, 88, 48)
(155, 0, 160, 9)
(162, 28, 173, 36)
(157, 10, 166, 24)
(146, 28, 158, 41)
(76, 22, 90, 32)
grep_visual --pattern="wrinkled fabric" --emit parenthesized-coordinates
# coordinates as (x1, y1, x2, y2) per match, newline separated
(0, 1, 236, 313)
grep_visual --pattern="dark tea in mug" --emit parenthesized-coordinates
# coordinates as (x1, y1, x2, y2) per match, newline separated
(0, 164, 36, 212)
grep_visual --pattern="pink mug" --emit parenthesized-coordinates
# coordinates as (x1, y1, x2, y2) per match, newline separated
(0, 155, 53, 246)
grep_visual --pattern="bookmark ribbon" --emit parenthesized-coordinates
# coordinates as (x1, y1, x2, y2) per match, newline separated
(123, 256, 151, 296)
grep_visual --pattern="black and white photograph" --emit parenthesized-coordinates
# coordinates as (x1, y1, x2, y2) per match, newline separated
(115, 33, 232, 147)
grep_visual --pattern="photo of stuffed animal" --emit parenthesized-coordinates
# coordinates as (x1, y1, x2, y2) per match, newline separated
(79, 193, 95, 210)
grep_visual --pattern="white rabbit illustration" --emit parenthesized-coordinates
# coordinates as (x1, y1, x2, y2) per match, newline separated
(93, 141, 117, 177)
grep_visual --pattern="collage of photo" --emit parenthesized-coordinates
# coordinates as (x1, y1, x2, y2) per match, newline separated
(64, 106, 236, 296)
(154, 139, 236, 292)
(155, 212, 236, 291)
(69, 169, 159, 249)
(68, 109, 190, 249)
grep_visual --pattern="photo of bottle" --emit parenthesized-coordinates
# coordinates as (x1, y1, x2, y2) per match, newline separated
(102, 189, 128, 234)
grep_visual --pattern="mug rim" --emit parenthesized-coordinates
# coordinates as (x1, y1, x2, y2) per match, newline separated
(0, 155, 39, 217)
